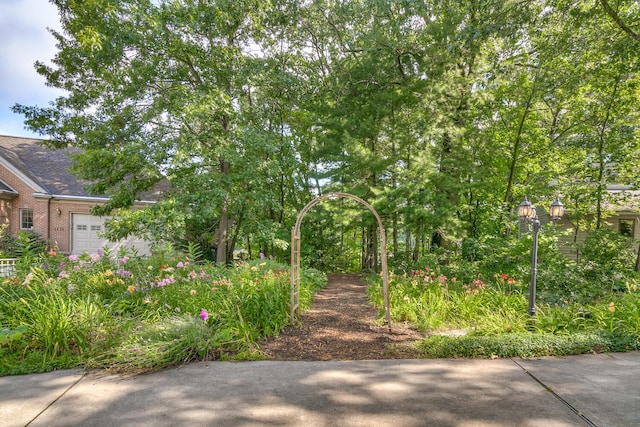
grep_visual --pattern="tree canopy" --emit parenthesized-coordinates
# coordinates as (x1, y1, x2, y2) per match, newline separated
(14, 0, 640, 267)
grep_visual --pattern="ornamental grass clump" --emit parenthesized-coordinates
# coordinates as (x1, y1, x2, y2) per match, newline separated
(369, 269, 529, 334)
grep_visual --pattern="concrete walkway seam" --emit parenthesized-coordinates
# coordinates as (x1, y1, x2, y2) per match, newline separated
(24, 372, 87, 427)
(510, 357, 598, 427)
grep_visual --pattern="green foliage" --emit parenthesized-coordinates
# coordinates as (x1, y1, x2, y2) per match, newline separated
(11, 233, 48, 274)
(368, 263, 640, 359)
(369, 270, 530, 334)
(183, 241, 205, 263)
(0, 249, 326, 376)
(87, 315, 217, 373)
(5, 0, 640, 367)
(533, 228, 640, 304)
(0, 325, 28, 349)
(417, 331, 640, 359)
(410, 228, 640, 306)
(577, 228, 638, 292)
(9, 0, 640, 271)
(0, 223, 12, 258)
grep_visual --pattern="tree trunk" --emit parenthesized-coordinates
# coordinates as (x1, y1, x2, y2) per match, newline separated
(361, 224, 377, 270)
(504, 71, 538, 206)
(227, 200, 246, 262)
(216, 160, 231, 264)
(392, 213, 398, 259)
(413, 224, 422, 262)
(595, 78, 619, 229)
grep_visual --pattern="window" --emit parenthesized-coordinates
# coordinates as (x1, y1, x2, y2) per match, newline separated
(620, 219, 634, 238)
(20, 209, 33, 230)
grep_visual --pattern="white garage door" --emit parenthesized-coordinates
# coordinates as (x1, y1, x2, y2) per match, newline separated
(71, 214, 151, 256)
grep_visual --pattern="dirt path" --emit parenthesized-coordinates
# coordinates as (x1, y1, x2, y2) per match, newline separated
(259, 273, 424, 360)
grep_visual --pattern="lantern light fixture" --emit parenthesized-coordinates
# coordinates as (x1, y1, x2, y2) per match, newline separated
(517, 195, 564, 316)
(550, 196, 565, 221)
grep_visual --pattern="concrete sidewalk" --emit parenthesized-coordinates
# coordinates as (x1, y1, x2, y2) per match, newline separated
(2, 352, 639, 427)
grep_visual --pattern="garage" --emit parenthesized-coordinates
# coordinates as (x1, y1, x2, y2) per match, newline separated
(71, 214, 151, 256)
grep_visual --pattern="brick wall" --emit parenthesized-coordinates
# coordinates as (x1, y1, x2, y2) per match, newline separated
(48, 200, 96, 253)
(0, 164, 99, 253)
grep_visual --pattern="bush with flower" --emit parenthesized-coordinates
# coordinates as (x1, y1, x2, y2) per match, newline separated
(0, 248, 326, 375)
(369, 250, 640, 358)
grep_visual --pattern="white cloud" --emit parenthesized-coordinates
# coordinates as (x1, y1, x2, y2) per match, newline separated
(0, 0, 63, 137)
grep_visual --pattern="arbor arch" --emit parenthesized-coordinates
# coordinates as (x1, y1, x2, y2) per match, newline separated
(290, 192, 391, 329)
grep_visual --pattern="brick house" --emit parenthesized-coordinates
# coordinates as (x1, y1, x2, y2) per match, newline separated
(0, 135, 163, 255)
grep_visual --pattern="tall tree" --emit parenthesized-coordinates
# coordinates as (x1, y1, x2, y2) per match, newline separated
(12, 0, 640, 270)
(15, 0, 296, 263)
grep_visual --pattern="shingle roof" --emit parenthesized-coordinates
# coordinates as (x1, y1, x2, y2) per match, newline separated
(0, 135, 166, 201)
(0, 134, 93, 196)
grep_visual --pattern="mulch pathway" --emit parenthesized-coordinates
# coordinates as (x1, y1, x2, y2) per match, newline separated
(258, 273, 424, 360)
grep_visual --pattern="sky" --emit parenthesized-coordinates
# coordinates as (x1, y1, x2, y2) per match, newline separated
(0, 0, 63, 138)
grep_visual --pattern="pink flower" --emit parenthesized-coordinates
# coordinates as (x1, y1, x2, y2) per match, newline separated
(177, 262, 184, 268)
(199, 308, 209, 321)
(156, 276, 175, 287)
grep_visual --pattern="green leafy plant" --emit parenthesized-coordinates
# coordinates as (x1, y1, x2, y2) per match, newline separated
(416, 331, 637, 359)
(368, 263, 640, 359)
(1, 248, 326, 375)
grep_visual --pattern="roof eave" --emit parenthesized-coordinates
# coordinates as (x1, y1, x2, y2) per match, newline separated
(0, 155, 48, 194)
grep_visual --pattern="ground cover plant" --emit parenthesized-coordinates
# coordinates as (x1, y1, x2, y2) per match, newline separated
(0, 248, 326, 376)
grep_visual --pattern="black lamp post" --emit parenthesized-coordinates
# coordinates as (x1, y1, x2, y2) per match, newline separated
(518, 196, 564, 316)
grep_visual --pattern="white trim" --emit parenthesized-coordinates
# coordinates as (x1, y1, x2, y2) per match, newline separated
(19, 208, 34, 230)
(0, 157, 48, 194)
(33, 193, 157, 204)
(0, 190, 18, 198)
(35, 193, 107, 202)
(33, 193, 53, 199)
(0, 177, 18, 194)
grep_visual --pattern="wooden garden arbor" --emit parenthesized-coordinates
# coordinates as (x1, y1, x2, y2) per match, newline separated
(290, 192, 391, 328)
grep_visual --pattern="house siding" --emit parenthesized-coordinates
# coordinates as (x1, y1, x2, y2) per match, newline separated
(555, 213, 640, 260)
(49, 201, 96, 253)
(0, 135, 164, 255)
(0, 162, 98, 252)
